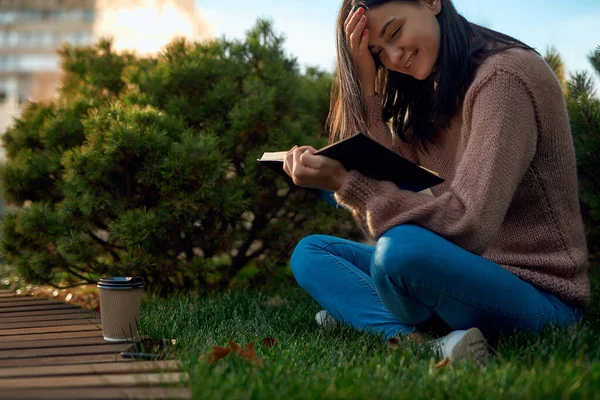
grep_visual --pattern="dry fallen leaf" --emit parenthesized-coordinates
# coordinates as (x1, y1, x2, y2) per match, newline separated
(204, 345, 232, 365)
(435, 357, 451, 368)
(231, 340, 264, 367)
(262, 337, 278, 348)
(387, 337, 401, 350)
(228, 340, 242, 355)
(201, 340, 264, 367)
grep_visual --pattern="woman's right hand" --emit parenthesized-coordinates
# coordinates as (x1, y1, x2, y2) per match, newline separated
(344, 6, 376, 97)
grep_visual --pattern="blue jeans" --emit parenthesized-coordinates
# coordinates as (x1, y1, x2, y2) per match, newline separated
(290, 224, 584, 340)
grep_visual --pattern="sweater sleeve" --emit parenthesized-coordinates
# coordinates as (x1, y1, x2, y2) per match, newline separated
(334, 71, 538, 254)
(363, 95, 419, 164)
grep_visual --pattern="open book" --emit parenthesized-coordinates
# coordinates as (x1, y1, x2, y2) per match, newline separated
(258, 132, 444, 194)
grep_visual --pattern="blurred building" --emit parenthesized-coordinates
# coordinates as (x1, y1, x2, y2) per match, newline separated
(94, 0, 211, 55)
(0, 0, 96, 143)
(0, 0, 211, 163)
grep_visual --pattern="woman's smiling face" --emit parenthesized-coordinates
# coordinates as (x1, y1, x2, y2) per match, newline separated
(365, 1, 442, 80)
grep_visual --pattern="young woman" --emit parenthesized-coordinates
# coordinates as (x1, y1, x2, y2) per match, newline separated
(283, 0, 589, 364)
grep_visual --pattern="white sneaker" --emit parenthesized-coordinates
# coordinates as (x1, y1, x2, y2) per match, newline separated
(315, 310, 338, 328)
(429, 328, 489, 365)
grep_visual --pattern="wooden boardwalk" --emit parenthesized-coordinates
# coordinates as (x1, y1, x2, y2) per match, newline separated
(0, 289, 191, 399)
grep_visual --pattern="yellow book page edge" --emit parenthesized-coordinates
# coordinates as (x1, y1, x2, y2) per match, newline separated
(258, 152, 287, 161)
(419, 166, 440, 177)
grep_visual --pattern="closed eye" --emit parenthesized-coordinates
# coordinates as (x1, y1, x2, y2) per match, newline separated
(370, 47, 382, 58)
(390, 26, 402, 38)
(372, 25, 403, 58)
(373, 26, 402, 58)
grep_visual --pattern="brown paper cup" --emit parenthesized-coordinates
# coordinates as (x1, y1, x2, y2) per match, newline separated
(98, 277, 144, 342)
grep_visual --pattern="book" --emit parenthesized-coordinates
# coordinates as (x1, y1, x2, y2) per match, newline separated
(257, 132, 444, 193)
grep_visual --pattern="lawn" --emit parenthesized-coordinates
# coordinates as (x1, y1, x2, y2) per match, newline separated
(138, 269, 600, 399)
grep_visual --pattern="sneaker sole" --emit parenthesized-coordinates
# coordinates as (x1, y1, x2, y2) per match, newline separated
(315, 310, 337, 329)
(449, 327, 489, 366)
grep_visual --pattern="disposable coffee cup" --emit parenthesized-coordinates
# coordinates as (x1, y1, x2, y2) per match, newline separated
(97, 277, 144, 342)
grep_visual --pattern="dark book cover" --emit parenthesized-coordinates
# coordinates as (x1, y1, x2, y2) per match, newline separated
(258, 132, 444, 193)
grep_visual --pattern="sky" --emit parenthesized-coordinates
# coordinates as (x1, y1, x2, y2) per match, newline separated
(195, 0, 600, 85)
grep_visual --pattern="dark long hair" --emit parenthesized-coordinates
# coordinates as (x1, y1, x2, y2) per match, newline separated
(327, 0, 535, 149)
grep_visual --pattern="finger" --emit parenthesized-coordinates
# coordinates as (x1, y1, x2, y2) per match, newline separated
(292, 148, 312, 184)
(343, 6, 359, 34)
(293, 148, 304, 171)
(295, 145, 317, 154)
(283, 150, 294, 177)
(359, 28, 369, 57)
(296, 165, 321, 182)
(294, 148, 320, 171)
(283, 145, 298, 176)
(285, 145, 298, 155)
(349, 15, 368, 52)
(291, 149, 303, 184)
(292, 146, 317, 165)
(282, 158, 289, 176)
(292, 153, 320, 186)
(300, 152, 324, 170)
(344, 7, 365, 42)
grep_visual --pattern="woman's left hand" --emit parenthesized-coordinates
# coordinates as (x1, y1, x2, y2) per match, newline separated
(283, 146, 349, 192)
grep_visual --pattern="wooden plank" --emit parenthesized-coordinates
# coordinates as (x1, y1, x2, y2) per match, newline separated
(0, 299, 56, 308)
(0, 296, 41, 303)
(0, 304, 80, 313)
(0, 318, 101, 329)
(0, 308, 97, 319)
(0, 298, 51, 305)
(0, 323, 101, 336)
(0, 335, 110, 350)
(0, 360, 180, 378)
(0, 386, 191, 399)
(0, 312, 98, 324)
(0, 372, 187, 389)
(0, 290, 186, 398)
(0, 329, 102, 342)
(0, 353, 134, 368)
(0, 343, 132, 359)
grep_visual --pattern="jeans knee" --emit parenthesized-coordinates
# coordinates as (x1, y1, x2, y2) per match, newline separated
(370, 225, 433, 285)
(290, 234, 331, 286)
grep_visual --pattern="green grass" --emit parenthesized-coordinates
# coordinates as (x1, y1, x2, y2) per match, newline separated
(138, 271, 600, 399)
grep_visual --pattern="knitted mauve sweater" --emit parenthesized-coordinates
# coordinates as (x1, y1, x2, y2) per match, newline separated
(333, 48, 590, 307)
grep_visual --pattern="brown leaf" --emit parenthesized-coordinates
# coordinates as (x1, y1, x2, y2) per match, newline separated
(262, 337, 278, 348)
(387, 337, 400, 350)
(202, 345, 231, 365)
(238, 341, 264, 367)
(435, 357, 451, 368)
(228, 340, 243, 355)
(202, 341, 264, 367)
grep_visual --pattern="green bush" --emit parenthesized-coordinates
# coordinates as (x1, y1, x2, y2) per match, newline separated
(566, 46, 600, 256)
(0, 20, 362, 294)
(545, 46, 600, 257)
